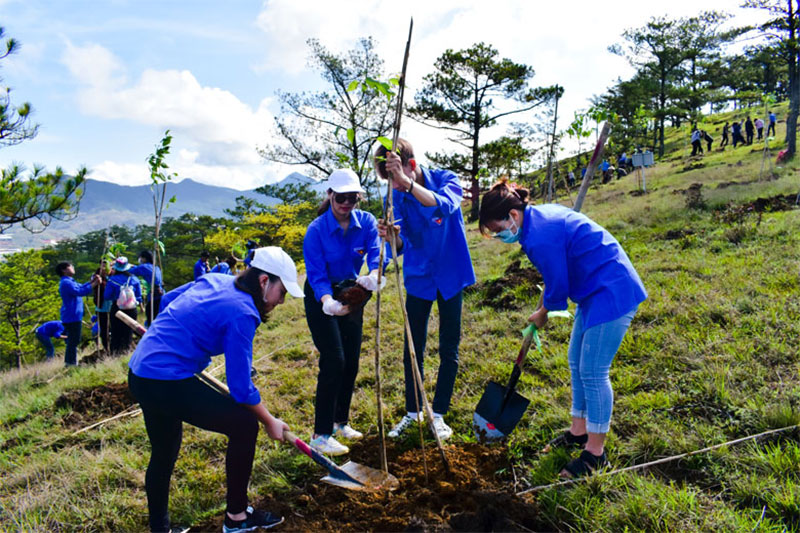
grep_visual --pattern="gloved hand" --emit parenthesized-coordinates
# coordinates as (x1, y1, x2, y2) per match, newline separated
(356, 270, 387, 292)
(322, 297, 350, 316)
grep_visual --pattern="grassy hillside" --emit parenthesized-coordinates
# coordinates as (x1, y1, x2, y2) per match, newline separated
(1, 111, 799, 531)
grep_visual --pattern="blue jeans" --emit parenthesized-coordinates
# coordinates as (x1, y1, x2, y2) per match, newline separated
(63, 321, 82, 366)
(37, 333, 55, 359)
(404, 291, 462, 415)
(568, 306, 637, 434)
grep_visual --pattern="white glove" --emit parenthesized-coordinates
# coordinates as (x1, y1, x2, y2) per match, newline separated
(357, 271, 387, 292)
(322, 297, 349, 316)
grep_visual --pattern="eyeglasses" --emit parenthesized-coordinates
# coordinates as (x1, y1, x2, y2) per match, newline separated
(333, 192, 359, 205)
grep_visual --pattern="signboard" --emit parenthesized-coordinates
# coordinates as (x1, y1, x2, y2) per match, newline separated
(632, 151, 654, 168)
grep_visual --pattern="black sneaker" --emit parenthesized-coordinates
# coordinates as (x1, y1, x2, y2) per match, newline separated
(223, 506, 284, 532)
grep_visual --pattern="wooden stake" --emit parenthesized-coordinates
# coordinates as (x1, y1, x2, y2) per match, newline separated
(573, 122, 612, 213)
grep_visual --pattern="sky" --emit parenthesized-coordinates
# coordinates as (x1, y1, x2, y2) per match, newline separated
(0, 0, 767, 191)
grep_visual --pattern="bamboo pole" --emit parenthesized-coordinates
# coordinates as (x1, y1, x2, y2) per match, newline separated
(573, 122, 612, 213)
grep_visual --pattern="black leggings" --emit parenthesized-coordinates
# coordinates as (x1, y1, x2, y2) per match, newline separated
(110, 304, 137, 355)
(304, 280, 364, 436)
(128, 370, 259, 532)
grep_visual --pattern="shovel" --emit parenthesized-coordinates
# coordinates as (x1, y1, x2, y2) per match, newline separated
(473, 324, 539, 443)
(115, 311, 399, 492)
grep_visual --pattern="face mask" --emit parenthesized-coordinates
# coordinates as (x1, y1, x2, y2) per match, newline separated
(494, 217, 520, 243)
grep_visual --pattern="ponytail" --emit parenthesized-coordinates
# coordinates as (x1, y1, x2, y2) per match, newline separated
(478, 179, 530, 236)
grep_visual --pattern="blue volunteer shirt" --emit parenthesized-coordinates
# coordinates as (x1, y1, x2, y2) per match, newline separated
(59, 276, 94, 323)
(304, 207, 381, 301)
(211, 262, 232, 275)
(769, 113, 776, 123)
(129, 263, 163, 290)
(159, 281, 193, 313)
(104, 273, 143, 305)
(194, 259, 209, 281)
(519, 204, 647, 329)
(128, 274, 262, 405)
(388, 167, 476, 301)
(37, 320, 64, 338)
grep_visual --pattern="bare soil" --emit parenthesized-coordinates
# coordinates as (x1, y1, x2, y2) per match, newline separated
(466, 259, 542, 310)
(55, 383, 136, 428)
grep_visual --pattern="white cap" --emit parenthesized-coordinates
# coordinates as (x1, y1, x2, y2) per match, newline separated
(326, 168, 365, 193)
(249, 246, 304, 298)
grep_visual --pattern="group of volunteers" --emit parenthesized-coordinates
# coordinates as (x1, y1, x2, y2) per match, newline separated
(124, 136, 647, 532)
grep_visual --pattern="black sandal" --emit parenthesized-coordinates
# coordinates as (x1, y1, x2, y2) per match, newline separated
(542, 430, 588, 453)
(561, 450, 608, 479)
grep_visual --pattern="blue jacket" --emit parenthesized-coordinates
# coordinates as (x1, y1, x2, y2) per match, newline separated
(518, 205, 647, 329)
(129, 263, 163, 291)
(104, 273, 143, 305)
(211, 262, 232, 275)
(303, 207, 381, 301)
(159, 281, 193, 313)
(194, 259, 209, 281)
(128, 274, 262, 405)
(59, 276, 93, 323)
(388, 167, 475, 301)
(37, 320, 64, 338)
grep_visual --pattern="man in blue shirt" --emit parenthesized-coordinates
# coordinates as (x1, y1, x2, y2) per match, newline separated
(375, 138, 476, 441)
(130, 250, 164, 327)
(57, 261, 99, 366)
(128, 247, 303, 533)
(768, 111, 777, 137)
(194, 251, 210, 281)
(211, 256, 237, 275)
(36, 320, 67, 360)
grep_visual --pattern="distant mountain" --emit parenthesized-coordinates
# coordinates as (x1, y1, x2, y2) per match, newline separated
(6, 173, 318, 249)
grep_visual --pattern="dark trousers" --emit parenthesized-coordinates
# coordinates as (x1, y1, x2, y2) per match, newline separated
(37, 333, 55, 359)
(720, 134, 729, 147)
(97, 311, 110, 351)
(767, 122, 776, 137)
(304, 281, 363, 435)
(746, 130, 754, 144)
(691, 140, 703, 156)
(733, 133, 743, 147)
(110, 304, 137, 355)
(757, 127, 763, 140)
(143, 293, 162, 327)
(403, 290, 462, 415)
(128, 370, 258, 532)
(63, 321, 82, 366)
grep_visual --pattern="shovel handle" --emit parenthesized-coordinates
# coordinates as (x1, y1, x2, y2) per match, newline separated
(515, 291, 544, 368)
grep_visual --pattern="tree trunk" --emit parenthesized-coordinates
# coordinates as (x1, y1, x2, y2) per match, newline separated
(14, 309, 21, 369)
(788, 0, 799, 158)
(546, 90, 560, 202)
(470, 93, 481, 221)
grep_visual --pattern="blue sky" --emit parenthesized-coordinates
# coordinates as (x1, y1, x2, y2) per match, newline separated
(1, 0, 766, 190)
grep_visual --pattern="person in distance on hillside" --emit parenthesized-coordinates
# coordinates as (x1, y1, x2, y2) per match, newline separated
(211, 255, 238, 275)
(129, 250, 164, 327)
(93, 260, 111, 352)
(690, 127, 703, 156)
(57, 261, 100, 367)
(194, 250, 210, 281)
(479, 180, 647, 479)
(104, 256, 143, 355)
(745, 116, 754, 145)
(35, 320, 67, 360)
(754, 117, 764, 141)
(303, 169, 383, 456)
(767, 110, 777, 137)
(128, 247, 303, 533)
(375, 138, 476, 442)
(720, 122, 729, 149)
(732, 120, 744, 148)
(702, 130, 713, 152)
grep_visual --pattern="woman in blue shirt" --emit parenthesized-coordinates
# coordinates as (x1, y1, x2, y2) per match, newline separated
(302, 169, 382, 457)
(128, 247, 303, 533)
(479, 180, 647, 478)
(104, 256, 143, 355)
(129, 250, 164, 327)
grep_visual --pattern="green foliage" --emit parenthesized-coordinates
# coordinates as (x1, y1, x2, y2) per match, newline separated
(254, 182, 322, 206)
(0, 26, 37, 148)
(0, 250, 60, 368)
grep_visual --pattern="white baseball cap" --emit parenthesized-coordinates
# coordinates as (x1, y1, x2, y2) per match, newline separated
(249, 246, 304, 298)
(326, 168, 365, 194)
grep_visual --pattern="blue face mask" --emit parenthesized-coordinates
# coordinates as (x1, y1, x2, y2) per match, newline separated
(494, 217, 520, 243)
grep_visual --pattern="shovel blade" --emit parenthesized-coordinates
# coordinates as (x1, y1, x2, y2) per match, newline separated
(473, 381, 530, 443)
(321, 461, 399, 492)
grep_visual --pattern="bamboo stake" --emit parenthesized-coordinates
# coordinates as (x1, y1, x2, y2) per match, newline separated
(517, 423, 800, 496)
(573, 122, 612, 213)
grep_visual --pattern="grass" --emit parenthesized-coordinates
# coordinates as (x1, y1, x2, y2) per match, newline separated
(1, 109, 800, 531)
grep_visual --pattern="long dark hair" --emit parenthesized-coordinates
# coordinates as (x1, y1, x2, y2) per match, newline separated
(478, 179, 530, 236)
(235, 267, 279, 320)
(316, 189, 333, 217)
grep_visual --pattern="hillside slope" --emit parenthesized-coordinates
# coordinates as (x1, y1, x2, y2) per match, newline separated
(1, 113, 799, 531)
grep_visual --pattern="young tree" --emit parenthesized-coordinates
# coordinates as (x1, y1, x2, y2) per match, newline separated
(259, 37, 394, 191)
(0, 250, 60, 369)
(409, 42, 555, 219)
(744, 0, 800, 158)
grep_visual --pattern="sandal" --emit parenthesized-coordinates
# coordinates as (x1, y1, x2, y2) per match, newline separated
(542, 430, 588, 453)
(560, 449, 608, 479)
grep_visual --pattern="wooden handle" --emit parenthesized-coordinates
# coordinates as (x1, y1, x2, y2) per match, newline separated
(114, 310, 146, 336)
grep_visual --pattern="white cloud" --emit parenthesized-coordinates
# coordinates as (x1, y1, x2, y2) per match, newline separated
(61, 40, 284, 189)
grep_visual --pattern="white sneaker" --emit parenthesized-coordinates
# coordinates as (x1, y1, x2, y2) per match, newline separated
(432, 417, 453, 440)
(333, 423, 363, 440)
(388, 414, 420, 438)
(309, 435, 349, 456)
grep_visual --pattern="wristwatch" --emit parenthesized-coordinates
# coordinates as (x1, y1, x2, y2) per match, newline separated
(406, 179, 415, 193)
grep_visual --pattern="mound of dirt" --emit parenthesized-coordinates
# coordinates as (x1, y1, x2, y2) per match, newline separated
(748, 194, 797, 213)
(194, 437, 545, 532)
(465, 259, 542, 310)
(661, 228, 695, 240)
(79, 349, 108, 366)
(55, 383, 135, 428)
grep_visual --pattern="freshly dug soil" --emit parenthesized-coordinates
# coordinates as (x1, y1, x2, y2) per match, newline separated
(55, 383, 136, 428)
(193, 437, 546, 532)
(748, 194, 797, 213)
(466, 259, 543, 310)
